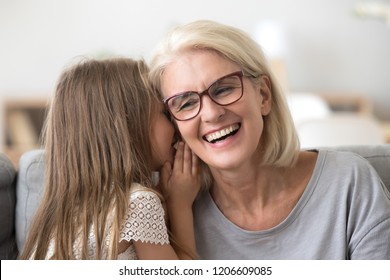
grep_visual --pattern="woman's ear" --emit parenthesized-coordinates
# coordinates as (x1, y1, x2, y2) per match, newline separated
(259, 75, 272, 116)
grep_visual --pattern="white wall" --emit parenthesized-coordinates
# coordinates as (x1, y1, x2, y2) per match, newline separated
(1, 0, 390, 119)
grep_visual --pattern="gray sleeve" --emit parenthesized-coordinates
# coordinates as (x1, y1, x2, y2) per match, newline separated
(346, 158, 390, 259)
(329, 151, 390, 259)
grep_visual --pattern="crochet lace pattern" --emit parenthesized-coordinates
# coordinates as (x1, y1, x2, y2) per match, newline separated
(45, 184, 169, 259)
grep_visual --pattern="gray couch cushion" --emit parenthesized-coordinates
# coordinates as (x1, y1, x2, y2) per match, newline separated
(15, 149, 45, 253)
(0, 153, 18, 259)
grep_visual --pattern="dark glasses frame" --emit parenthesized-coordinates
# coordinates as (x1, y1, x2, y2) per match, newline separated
(163, 70, 244, 121)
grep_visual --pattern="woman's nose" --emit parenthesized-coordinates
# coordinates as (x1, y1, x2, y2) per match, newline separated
(199, 95, 225, 122)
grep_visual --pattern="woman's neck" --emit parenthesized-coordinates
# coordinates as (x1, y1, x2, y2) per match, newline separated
(210, 162, 286, 210)
(208, 151, 317, 230)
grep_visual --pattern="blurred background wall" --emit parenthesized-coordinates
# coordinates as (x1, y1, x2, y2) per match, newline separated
(1, 0, 390, 164)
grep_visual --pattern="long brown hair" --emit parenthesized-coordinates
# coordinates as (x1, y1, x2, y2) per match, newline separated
(20, 57, 161, 259)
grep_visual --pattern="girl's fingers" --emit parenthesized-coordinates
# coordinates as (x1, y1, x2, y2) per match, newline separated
(173, 141, 184, 173)
(191, 151, 199, 176)
(182, 143, 192, 173)
(173, 142, 198, 176)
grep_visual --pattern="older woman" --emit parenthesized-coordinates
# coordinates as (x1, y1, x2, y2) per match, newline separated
(149, 20, 390, 259)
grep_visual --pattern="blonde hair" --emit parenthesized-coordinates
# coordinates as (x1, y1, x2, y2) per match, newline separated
(149, 20, 300, 168)
(20, 57, 161, 259)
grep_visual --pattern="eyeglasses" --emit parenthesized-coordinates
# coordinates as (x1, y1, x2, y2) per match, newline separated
(163, 70, 244, 121)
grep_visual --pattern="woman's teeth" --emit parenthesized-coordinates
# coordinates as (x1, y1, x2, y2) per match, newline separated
(205, 124, 240, 143)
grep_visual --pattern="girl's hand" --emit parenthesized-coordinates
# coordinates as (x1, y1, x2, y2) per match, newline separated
(159, 142, 200, 259)
(160, 142, 200, 207)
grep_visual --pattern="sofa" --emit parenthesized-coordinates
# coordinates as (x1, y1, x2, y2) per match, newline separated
(1, 145, 390, 259)
(0, 152, 18, 259)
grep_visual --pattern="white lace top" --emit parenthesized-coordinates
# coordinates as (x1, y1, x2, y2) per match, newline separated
(45, 183, 169, 259)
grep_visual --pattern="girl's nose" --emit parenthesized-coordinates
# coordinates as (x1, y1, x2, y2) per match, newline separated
(199, 95, 226, 122)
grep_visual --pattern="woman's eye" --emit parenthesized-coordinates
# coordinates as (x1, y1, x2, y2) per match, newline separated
(178, 98, 199, 111)
(213, 86, 234, 97)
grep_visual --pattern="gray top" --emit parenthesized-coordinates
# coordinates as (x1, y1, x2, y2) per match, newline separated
(193, 150, 390, 259)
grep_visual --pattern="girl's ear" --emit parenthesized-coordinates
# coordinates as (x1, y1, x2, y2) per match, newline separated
(259, 75, 272, 116)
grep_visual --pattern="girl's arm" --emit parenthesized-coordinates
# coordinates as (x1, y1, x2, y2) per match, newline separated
(120, 192, 180, 260)
(133, 241, 178, 260)
(159, 142, 200, 259)
(123, 142, 199, 260)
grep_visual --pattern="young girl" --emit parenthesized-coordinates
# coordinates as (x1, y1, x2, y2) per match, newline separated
(20, 57, 200, 260)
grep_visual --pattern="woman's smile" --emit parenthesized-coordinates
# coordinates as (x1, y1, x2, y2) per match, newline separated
(203, 123, 241, 144)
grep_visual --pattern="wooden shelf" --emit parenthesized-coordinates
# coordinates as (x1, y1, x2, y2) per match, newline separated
(381, 122, 390, 143)
(318, 93, 373, 115)
(2, 99, 49, 168)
